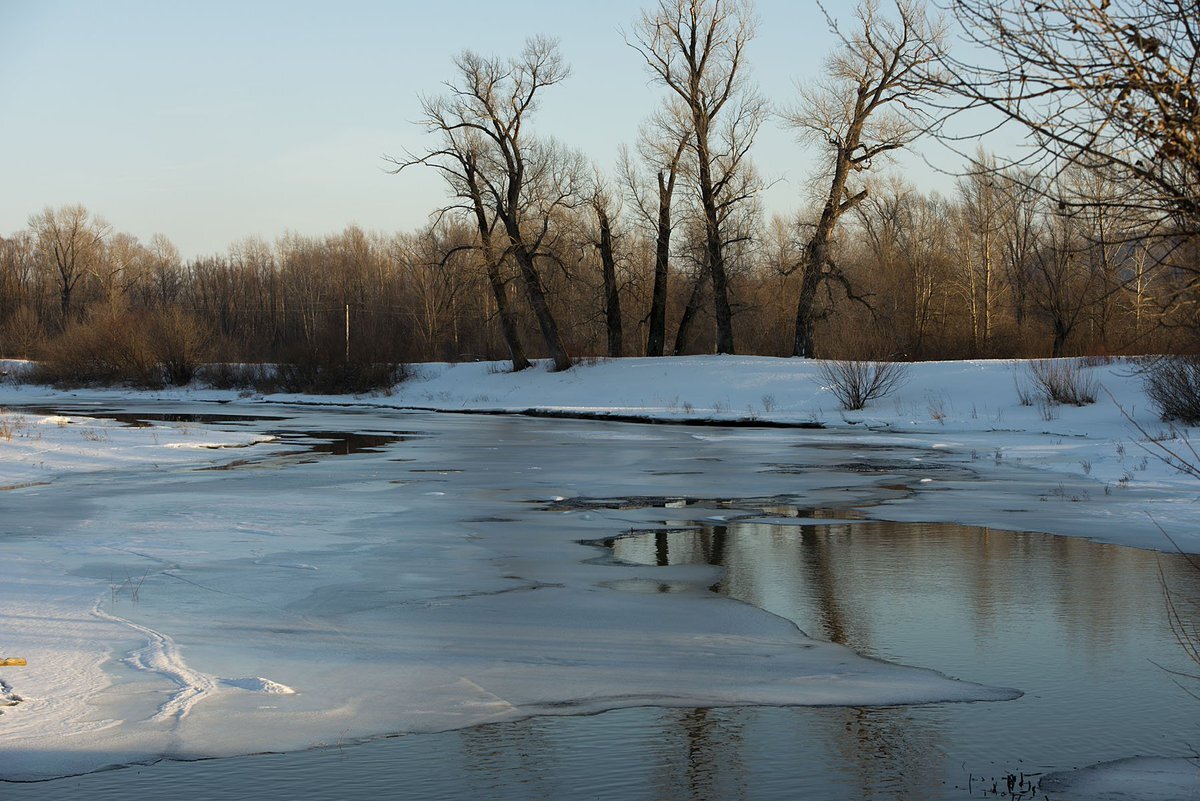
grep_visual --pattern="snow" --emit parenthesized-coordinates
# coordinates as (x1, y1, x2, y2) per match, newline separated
(1040, 756, 1200, 800)
(0, 355, 1197, 786)
(0, 403, 273, 489)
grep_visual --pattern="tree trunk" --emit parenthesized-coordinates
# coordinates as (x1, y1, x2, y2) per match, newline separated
(597, 207, 624, 358)
(696, 148, 735, 354)
(469, 190, 531, 371)
(507, 234, 571, 371)
(792, 256, 820, 359)
(672, 273, 707, 356)
(485, 262, 531, 371)
(1052, 321, 1070, 358)
(645, 171, 673, 357)
(59, 285, 72, 328)
(791, 141, 863, 358)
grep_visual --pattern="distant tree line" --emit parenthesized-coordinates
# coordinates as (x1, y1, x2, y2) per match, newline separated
(1, 0, 1196, 385)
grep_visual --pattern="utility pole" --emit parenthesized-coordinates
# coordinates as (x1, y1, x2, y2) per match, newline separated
(345, 303, 350, 364)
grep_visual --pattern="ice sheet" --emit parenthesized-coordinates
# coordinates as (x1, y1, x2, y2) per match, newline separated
(0, 405, 1026, 780)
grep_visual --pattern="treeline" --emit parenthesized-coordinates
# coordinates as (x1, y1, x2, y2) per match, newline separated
(3, 169, 1194, 371)
(1, 0, 1197, 386)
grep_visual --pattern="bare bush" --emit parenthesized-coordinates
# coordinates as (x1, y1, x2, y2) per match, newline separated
(0, 412, 21, 441)
(1026, 359, 1098, 406)
(274, 358, 409, 395)
(1013, 370, 1036, 406)
(817, 359, 909, 410)
(197, 358, 409, 396)
(150, 307, 213, 386)
(32, 304, 160, 388)
(0, 307, 43, 360)
(197, 363, 274, 391)
(1144, 356, 1200, 425)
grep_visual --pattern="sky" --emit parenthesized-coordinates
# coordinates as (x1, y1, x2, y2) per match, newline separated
(0, 0, 962, 259)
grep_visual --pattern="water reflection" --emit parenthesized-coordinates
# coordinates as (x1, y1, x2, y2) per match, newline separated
(655, 707, 748, 801)
(604, 519, 1200, 799)
(610, 520, 1199, 673)
(7, 518, 1198, 800)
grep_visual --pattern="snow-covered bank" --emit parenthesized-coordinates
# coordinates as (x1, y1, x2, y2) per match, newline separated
(1041, 756, 1200, 800)
(4, 355, 1197, 552)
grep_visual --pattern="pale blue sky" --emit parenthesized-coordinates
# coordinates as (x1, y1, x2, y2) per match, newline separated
(0, 1, 953, 258)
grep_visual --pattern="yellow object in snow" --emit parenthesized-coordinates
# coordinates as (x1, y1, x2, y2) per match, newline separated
(0, 658, 26, 667)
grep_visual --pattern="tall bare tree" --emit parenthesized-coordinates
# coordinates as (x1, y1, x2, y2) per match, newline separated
(394, 37, 578, 371)
(785, 0, 945, 358)
(587, 176, 626, 357)
(391, 132, 531, 370)
(619, 104, 692, 356)
(955, 152, 1008, 354)
(28, 204, 111, 327)
(630, 0, 763, 354)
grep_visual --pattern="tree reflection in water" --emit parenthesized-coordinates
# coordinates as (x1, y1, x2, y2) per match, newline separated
(608, 516, 1199, 799)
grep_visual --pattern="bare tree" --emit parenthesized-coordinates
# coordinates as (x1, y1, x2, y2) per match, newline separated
(0, 232, 38, 322)
(954, 152, 1009, 354)
(940, 0, 1200, 236)
(392, 131, 531, 370)
(853, 174, 951, 357)
(28, 204, 111, 327)
(785, 0, 945, 358)
(996, 167, 1044, 330)
(587, 175, 626, 357)
(630, 0, 763, 354)
(393, 37, 577, 371)
(1030, 193, 1090, 357)
(619, 104, 692, 356)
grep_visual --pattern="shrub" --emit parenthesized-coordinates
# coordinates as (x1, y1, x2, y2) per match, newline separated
(150, 307, 213, 386)
(32, 303, 161, 388)
(267, 341, 411, 395)
(817, 359, 909, 411)
(1025, 360, 1098, 407)
(1143, 356, 1200, 424)
(197, 362, 275, 391)
(1013, 371, 1036, 406)
(197, 358, 407, 395)
(31, 304, 216, 388)
(0, 306, 43, 360)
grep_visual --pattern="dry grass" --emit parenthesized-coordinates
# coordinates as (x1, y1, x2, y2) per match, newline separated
(1144, 356, 1200, 424)
(1025, 360, 1098, 407)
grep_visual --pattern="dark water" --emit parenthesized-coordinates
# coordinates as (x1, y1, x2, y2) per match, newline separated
(9, 518, 1198, 801)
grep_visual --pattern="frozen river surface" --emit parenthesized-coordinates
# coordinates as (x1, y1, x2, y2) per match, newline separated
(1, 403, 1197, 799)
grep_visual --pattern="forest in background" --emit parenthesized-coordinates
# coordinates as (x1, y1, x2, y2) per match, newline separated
(1, 0, 1197, 389)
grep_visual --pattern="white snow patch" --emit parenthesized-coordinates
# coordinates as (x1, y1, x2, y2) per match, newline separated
(93, 602, 217, 723)
(1040, 756, 1200, 800)
(220, 677, 297, 695)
